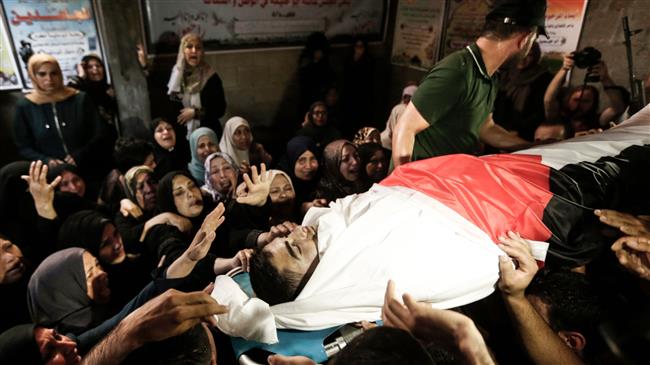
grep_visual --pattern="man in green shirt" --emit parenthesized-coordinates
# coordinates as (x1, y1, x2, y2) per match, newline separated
(392, 0, 548, 167)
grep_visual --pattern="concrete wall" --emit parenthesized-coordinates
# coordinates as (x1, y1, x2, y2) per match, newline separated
(570, 0, 650, 105)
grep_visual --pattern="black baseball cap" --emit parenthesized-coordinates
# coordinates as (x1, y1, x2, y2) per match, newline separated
(486, 0, 548, 38)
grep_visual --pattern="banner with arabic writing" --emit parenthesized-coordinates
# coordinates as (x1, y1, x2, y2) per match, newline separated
(143, 0, 387, 53)
(0, 6, 22, 90)
(391, 0, 446, 71)
(538, 0, 588, 59)
(439, 0, 588, 60)
(1, 0, 105, 89)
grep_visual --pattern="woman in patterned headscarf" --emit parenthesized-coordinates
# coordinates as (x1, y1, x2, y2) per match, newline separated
(167, 33, 226, 139)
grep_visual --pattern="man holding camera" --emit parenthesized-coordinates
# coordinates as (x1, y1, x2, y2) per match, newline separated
(544, 50, 629, 134)
(392, 0, 547, 168)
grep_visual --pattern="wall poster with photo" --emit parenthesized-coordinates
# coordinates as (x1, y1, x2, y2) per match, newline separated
(0, 6, 22, 90)
(1, 0, 106, 89)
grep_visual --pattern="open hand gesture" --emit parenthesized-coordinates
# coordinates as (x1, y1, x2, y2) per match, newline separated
(236, 163, 271, 207)
(21, 160, 60, 219)
(186, 203, 226, 262)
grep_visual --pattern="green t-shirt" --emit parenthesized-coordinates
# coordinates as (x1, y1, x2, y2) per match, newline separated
(411, 43, 498, 160)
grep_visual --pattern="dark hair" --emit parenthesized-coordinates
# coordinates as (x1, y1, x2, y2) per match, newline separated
(150, 117, 172, 134)
(300, 32, 330, 63)
(249, 249, 303, 305)
(307, 101, 327, 125)
(534, 121, 573, 141)
(526, 269, 606, 359)
(156, 170, 198, 215)
(481, 19, 538, 40)
(330, 327, 434, 365)
(58, 210, 111, 260)
(114, 137, 154, 174)
(46, 163, 83, 185)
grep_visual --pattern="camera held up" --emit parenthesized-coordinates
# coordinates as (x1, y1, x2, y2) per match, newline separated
(572, 47, 602, 82)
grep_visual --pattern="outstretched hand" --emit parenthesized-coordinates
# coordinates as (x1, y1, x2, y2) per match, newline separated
(497, 231, 538, 299)
(186, 203, 226, 262)
(21, 160, 60, 219)
(236, 163, 271, 207)
(595, 209, 650, 236)
(611, 235, 650, 281)
(382, 280, 493, 364)
(122, 289, 227, 346)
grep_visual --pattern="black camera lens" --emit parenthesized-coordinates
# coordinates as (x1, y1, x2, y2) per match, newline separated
(573, 47, 602, 69)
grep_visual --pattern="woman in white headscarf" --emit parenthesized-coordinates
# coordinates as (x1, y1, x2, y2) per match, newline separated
(167, 33, 226, 139)
(219, 116, 252, 172)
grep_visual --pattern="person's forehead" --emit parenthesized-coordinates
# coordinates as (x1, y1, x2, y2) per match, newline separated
(0, 238, 11, 248)
(156, 121, 173, 130)
(212, 157, 231, 168)
(198, 135, 215, 144)
(172, 175, 192, 187)
(272, 174, 289, 185)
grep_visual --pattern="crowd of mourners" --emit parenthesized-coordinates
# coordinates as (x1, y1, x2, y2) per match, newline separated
(0, 19, 648, 365)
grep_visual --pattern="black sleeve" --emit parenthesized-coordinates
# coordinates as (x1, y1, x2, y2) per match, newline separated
(199, 73, 226, 137)
(114, 213, 146, 254)
(227, 198, 272, 253)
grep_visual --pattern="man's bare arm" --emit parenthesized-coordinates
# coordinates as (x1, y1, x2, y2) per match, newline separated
(479, 115, 532, 151)
(498, 232, 585, 365)
(81, 289, 227, 365)
(391, 102, 429, 167)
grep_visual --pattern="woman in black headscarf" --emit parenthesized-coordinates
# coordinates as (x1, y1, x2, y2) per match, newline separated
(58, 210, 152, 307)
(27, 248, 111, 335)
(314, 139, 369, 202)
(357, 142, 389, 184)
(150, 117, 190, 179)
(68, 54, 118, 128)
(0, 162, 38, 258)
(279, 136, 326, 216)
(0, 234, 32, 334)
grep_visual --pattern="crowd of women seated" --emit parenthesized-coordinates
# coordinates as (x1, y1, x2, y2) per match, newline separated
(1, 30, 648, 365)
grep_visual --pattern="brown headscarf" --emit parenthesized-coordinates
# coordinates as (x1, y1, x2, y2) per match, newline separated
(167, 33, 215, 96)
(25, 54, 78, 104)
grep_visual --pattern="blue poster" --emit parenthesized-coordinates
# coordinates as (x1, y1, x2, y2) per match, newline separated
(1, 0, 104, 88)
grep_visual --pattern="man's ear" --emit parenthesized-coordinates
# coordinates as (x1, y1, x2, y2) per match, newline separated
(558, 330, 586, 352)
(516, 32, 534, 50)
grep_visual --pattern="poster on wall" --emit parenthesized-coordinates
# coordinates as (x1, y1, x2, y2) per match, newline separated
(143, 0, 387, 53)
(391, 0, 446, 70)
(441, 0, 494, 58)
(0, 7, 22, 90)
(1, 0, 105, 89)
(538, 0, 588, 59)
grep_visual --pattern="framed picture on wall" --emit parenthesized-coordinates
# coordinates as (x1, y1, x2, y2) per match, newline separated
(0, 5, 22, 90)
(1, 0, 107, 89)
(142, 0, 388, 54)
(391, 0, 447, 70)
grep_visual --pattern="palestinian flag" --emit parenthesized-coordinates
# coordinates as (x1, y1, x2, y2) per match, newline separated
(382, 106, 650, 266)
